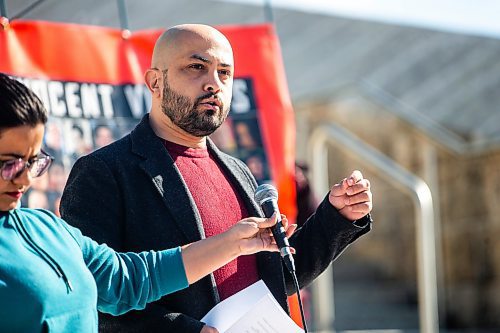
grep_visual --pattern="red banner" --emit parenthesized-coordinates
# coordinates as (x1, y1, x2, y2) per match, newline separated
(0, 19, 296, 220)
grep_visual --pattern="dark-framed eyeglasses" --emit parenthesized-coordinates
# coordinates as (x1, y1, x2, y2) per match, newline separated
(0, 150, 54, 181)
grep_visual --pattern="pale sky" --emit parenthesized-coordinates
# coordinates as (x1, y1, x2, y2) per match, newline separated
(219, 0, 500, 39)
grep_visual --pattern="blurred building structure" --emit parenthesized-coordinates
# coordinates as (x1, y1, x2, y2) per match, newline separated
(5, 0, 500, 330)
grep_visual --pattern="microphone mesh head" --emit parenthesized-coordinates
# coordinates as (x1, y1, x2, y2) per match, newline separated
(254, 183, 278, 204)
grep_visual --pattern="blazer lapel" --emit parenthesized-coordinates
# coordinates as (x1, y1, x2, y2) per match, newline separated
(130, 115, 205, 244)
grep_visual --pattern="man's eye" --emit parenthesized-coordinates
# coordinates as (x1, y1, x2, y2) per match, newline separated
(189, 64, 205, 70)
(219, 69, 231, 77)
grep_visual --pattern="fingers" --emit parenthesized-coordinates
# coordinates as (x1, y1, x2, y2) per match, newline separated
(285, 223, 297, 238)
(254, 212, 278, 229)
(347, 170, 363, 186)
(255, 213, 295, 230)
(330, 171, 364, 197)
(239, 213, 298, 255)
(346, 178, 370, 195)
(347, 202, 372, 214)
(344, 187, 372, 205)
(258, 214, 296, 236)
(280, 214, 288, 228)
(330, 178, 348, 197)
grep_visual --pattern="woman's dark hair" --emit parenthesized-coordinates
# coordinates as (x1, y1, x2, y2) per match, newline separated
(0, 73, 48, 131)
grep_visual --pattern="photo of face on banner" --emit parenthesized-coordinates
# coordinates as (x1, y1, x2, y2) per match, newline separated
(90, 119, 138, 150)
(243, 150, 271, 183)
(233, 119, 262, 151)
(92, 123, 116, 150)
(62, 119, 93, 165)
(230, 118, 271, 184)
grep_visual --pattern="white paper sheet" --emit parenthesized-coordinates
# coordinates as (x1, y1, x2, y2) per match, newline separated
(201, 280, 304, 333)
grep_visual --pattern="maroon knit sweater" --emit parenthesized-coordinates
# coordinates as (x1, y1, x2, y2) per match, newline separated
(164, 140, 259, 300)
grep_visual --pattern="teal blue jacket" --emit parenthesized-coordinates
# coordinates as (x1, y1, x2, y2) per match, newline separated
(0, 208, 188, 333)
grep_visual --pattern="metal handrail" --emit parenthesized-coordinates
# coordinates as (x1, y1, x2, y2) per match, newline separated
(308, 123, 439, 333)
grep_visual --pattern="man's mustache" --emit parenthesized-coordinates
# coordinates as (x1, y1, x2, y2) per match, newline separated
(195, 92, 223, 106)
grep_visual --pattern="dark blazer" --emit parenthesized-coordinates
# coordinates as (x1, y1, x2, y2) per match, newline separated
(60, 114, 371, 333)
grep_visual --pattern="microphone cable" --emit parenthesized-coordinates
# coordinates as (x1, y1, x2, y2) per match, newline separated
(291, 268, 308, 332)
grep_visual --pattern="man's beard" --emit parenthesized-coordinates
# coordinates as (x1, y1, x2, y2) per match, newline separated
(161, 75, 230, 137)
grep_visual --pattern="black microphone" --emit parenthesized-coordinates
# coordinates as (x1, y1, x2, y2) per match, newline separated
(254, 184, 295, 273)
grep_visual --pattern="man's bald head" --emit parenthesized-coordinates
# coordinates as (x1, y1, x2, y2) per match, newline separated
(151, 24, 233, 69)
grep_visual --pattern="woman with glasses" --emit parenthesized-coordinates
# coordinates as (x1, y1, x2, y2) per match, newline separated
(0, 73, 296, 332)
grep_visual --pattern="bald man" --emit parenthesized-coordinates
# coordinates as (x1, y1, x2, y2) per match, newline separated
(61, 24, 373, 333)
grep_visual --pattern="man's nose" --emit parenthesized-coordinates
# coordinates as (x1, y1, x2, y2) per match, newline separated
(203, 72, 222, 94)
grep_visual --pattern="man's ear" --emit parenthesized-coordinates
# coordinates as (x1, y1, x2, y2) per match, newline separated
(144, 69, 161, 97)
